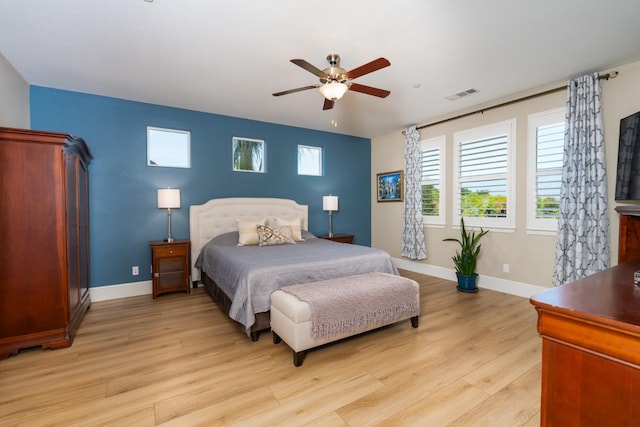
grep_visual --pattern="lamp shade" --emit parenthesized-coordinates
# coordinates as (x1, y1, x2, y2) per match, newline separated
(157, 188, 180, 209)
(323, 195, 338, 211)
(319, 82, 348, 100)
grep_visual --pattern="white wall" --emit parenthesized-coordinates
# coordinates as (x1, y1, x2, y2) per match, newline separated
(0, 52, 29, 128)
(372, 60, 640, 290)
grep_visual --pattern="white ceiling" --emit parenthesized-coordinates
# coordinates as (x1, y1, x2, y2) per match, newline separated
(2, 1, 640, 138)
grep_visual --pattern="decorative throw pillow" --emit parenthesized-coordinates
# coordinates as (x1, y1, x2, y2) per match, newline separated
(237, 218, 266, 246)
(256, 225, 295, 246)
(274, 216, 304, 241)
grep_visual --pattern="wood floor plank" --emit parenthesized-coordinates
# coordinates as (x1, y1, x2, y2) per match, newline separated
(0, 272, 543, 426)
(447, 382, 540, 427)
(374, 379, 491, 426)
(228, 371, 384, 427)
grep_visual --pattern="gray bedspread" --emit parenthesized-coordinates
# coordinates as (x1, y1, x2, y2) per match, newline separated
(195, 231, 399, 335)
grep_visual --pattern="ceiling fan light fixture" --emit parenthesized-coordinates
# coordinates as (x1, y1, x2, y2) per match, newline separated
(319, 82, 348, 100)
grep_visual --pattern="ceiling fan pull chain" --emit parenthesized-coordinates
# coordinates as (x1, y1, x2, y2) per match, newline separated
(331, 102, 338, 127)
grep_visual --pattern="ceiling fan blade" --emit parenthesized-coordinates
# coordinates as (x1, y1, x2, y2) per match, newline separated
(272, 85, 318, 97)
(323, 98, 334, 110)
(290, 59, 327, 78)
(346, 57, 390, 80)
(349, 83, 390, 98)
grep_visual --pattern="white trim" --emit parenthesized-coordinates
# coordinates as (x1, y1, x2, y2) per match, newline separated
(392, 257, 549, 299)
(89, 280, 153, 302)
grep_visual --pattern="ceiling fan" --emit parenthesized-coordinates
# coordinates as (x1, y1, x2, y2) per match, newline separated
(272, 53, 391, 110)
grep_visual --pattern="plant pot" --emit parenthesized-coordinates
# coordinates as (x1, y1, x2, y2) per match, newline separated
(456, 272, 478, 293)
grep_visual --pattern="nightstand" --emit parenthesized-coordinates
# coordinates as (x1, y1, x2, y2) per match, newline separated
(318, 233, 354, 244)
(150, 240, 191, 298)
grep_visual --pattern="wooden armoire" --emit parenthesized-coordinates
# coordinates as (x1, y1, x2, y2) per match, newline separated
(0, 127, 92, 359)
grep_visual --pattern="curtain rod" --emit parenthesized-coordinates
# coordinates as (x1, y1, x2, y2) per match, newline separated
(403, 71, 618, 134)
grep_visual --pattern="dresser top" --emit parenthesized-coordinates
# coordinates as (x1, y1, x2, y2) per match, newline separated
(531, 259, 640, 332)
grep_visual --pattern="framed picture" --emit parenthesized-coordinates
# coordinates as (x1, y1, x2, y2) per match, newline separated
(377, 170, 404, 202)
(232, 136, 265, 173)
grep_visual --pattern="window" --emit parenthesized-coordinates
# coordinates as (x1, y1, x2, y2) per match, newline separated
(298, 145, 322, 176)
(420, 136, 445, 225)
(147, 126, 190, 168)
(232, 137, 265, 173)
(527, 108, 565, 232)
(453, 120, 515, 229)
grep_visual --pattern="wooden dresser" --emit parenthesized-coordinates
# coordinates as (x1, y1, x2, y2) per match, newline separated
(0, 127, 92, 359)
(530, 259, 640, 426)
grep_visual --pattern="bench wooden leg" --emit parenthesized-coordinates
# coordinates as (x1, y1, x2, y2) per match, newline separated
(411, 316, 419, 328)
(293, 350, 306, 367)
(273, 332, 282, 344)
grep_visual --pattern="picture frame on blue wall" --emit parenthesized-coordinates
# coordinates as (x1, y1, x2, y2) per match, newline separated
(232, 136, 265, 173)
(377, 170, 404, 202)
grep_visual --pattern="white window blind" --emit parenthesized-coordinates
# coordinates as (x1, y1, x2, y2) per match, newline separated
(527, 108, 565, 232)
(535, 123, 563, 217)
(453, 120, 515, 229)
(420, 136, 445, 225)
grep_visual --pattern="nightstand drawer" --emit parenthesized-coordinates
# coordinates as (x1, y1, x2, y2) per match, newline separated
(153, 245, 188, 258)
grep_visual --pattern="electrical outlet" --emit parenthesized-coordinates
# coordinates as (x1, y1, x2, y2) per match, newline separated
(132, 266, 139, 276)
(503, 264, 510, 273)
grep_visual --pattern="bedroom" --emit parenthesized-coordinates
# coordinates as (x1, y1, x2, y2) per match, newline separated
(2, 1, 640, 425)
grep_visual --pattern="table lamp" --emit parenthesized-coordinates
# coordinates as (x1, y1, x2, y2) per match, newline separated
(157, 188, 180, 242)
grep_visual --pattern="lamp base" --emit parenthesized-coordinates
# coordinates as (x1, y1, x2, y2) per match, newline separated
(164, 237, 175, 243)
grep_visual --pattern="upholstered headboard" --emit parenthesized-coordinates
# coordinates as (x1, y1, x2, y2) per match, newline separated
(189, 197, 309, 282)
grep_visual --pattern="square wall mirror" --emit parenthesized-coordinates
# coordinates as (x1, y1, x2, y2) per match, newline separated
(147, 126, 191, 168)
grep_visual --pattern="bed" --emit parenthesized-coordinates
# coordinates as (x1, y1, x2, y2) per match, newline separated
(190, 197, 399, 340)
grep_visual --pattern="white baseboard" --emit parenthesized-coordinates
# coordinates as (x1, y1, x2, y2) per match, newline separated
(88, 262, 549, 303)
(89, 280, 153, 302)
(392, 257, 549, 299)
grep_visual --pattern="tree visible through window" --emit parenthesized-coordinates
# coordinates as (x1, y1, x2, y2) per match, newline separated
(232, 137, 265, 173)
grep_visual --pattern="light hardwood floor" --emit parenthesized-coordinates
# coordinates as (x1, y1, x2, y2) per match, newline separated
(0, 271, 542, 426)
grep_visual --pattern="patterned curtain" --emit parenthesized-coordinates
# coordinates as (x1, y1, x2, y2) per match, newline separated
(401, 125, 427, 260)
(553, 73, 610, 286)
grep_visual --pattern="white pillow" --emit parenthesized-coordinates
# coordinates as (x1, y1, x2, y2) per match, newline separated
(237, 217, 266, 246)
(274, 216, 304, 241)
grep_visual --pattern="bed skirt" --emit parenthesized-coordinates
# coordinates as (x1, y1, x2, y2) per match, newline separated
(201, 271, 271, 341)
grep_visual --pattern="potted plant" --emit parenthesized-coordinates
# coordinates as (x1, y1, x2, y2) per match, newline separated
(443, 217, 489, 293)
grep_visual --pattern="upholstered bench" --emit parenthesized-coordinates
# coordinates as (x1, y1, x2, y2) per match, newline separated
(270, 272, 420, 366)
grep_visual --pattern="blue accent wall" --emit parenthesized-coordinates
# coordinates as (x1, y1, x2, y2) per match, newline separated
(30, 86, 371, 287)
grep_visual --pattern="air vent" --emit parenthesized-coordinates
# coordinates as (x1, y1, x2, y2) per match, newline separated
(446, 88, 478, 101)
